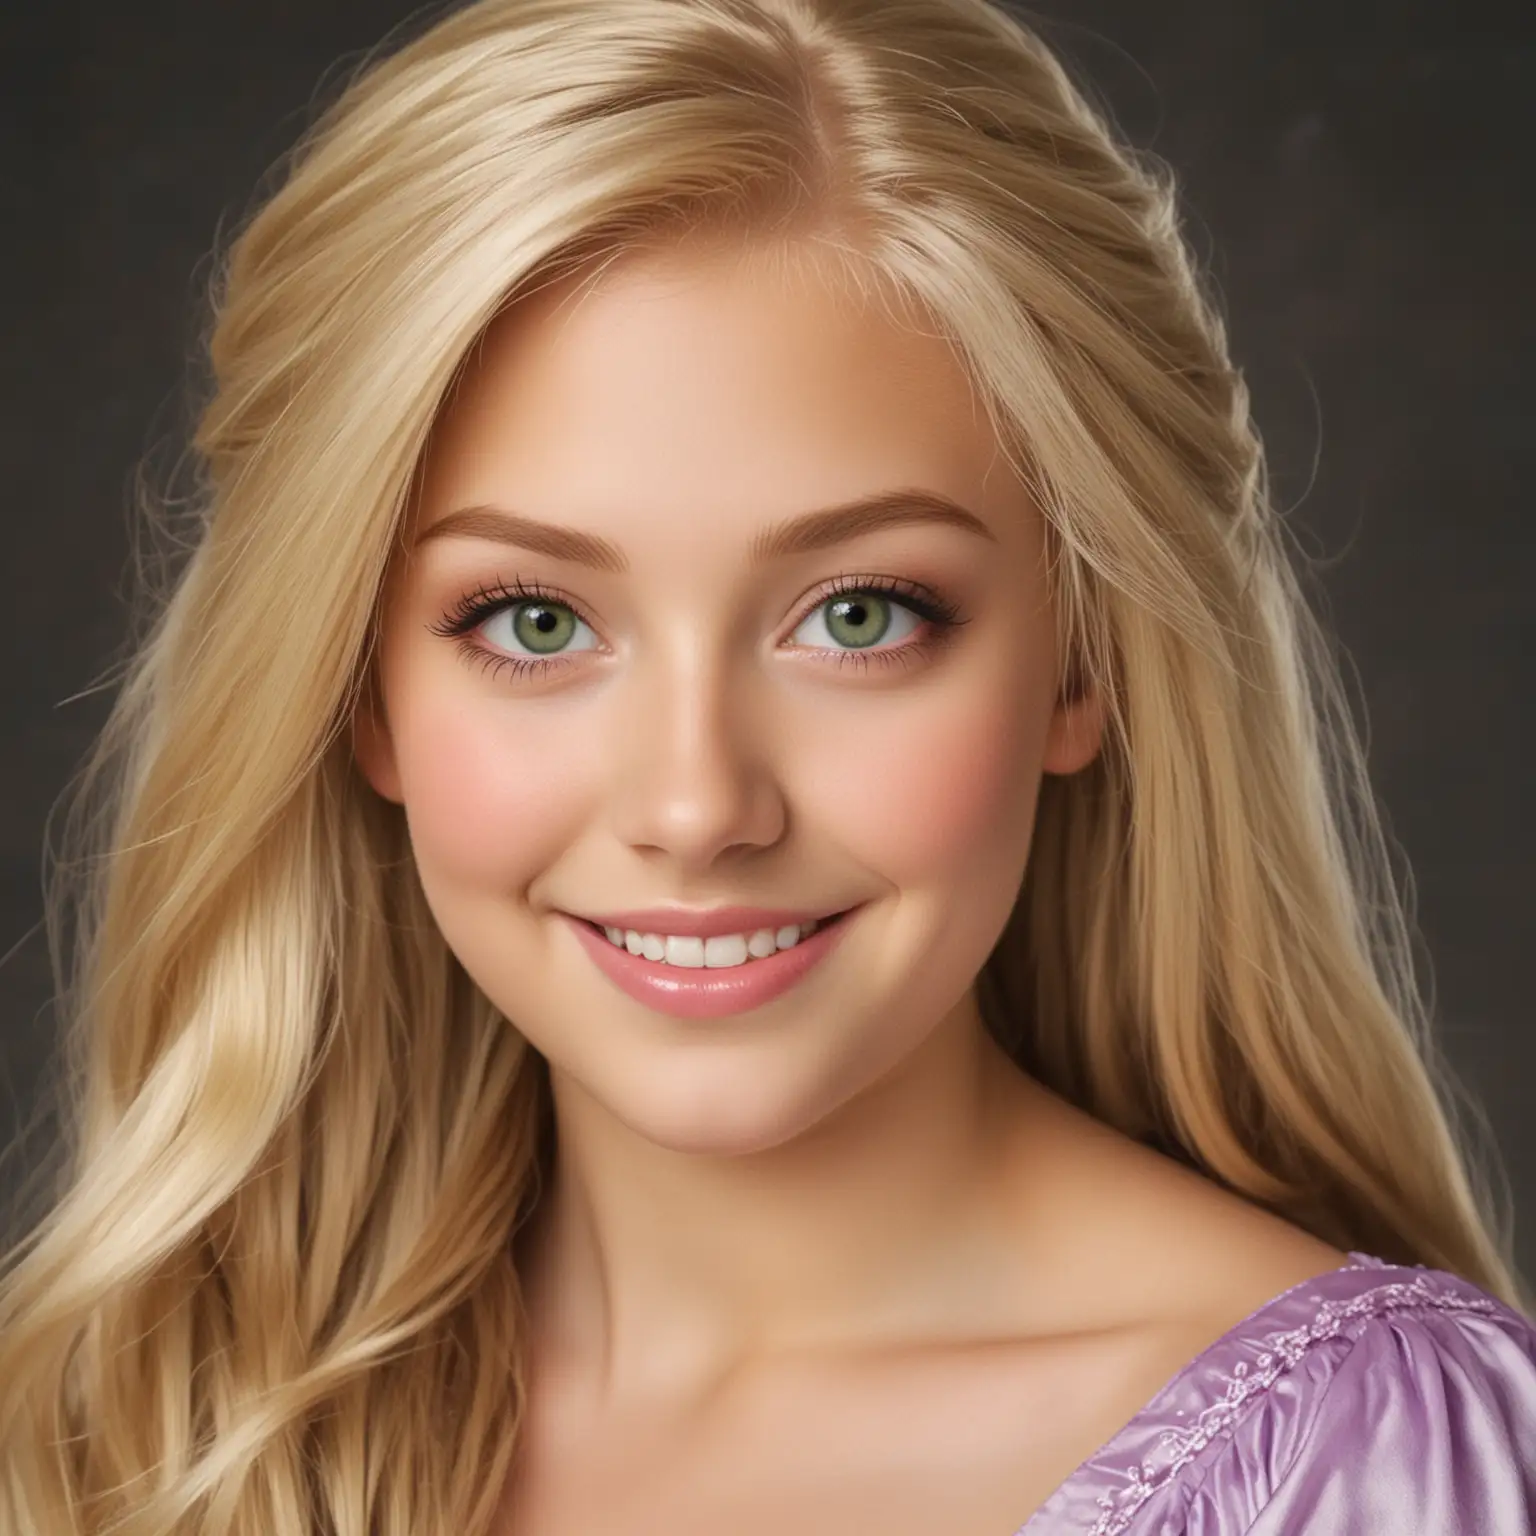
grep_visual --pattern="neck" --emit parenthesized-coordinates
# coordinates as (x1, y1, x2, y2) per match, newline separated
(514, 995, 1052, 1404)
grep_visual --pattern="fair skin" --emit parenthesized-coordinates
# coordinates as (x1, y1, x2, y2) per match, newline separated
(355, 238, 1345, 1535)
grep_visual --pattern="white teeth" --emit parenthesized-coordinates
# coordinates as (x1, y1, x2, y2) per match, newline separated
(704, 933, 749, 968)
(597, 917, 828, 968)
(664, 935, 705, 968)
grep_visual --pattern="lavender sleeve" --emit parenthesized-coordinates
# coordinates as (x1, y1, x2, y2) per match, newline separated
(1234, 1296, 1536, 1533)
(1163, 1269, 1536, 1536)
(1032, 1259, 1536, 1535)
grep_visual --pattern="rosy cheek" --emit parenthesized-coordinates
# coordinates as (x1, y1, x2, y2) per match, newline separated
(801, 680, 1042, 884)
(389, 673, 599, 888)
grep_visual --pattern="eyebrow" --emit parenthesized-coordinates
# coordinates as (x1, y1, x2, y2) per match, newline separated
(414, 488, 998, 571)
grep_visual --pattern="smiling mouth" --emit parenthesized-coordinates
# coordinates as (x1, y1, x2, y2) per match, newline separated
(576, 909, 854, 970)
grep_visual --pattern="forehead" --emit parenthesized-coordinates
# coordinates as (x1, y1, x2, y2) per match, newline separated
(414, 242, 1010, 533)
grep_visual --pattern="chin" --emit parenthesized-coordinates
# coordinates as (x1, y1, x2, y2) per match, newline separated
(567, 1037, 876, 1159)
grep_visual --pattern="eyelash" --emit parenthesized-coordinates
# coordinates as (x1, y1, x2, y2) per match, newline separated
(427, 573, 969, 682)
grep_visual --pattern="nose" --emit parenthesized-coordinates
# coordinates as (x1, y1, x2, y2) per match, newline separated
(607, 645, 787, 870)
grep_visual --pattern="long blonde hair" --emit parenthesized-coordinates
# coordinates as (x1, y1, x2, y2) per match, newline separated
(1, 0, 1522, 1530)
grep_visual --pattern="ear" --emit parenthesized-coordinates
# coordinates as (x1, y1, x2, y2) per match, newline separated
(351, 682, 404, 804)
(1041, 680, 1106, 777)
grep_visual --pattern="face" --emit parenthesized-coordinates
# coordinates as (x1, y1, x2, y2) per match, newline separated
(356, 240, 1102, 1156)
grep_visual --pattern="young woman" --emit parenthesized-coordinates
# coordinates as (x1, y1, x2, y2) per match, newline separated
(2, 1, 1532, 1532)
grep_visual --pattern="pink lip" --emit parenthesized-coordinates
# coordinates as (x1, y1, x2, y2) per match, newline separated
(575, 906, 835, 939)
(563, 909, 856, 1020)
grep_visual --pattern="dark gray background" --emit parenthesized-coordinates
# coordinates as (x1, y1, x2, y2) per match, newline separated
(3, 2, 1531, 1278)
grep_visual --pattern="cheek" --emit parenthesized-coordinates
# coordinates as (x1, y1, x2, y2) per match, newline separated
(804, 668, 1046, 886)
(386, 672, 598, 891)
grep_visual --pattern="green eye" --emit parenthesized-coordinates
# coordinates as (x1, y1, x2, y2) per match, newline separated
(484, 601, 596, 656)
(513, 603, 575, 653)
(791, 591, 921, 651)
(824, 594, 890, 648)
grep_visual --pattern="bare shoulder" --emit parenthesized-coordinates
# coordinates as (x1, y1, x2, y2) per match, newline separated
(1102, 1149, 1349, 1411)
(1005, 1086, 1349, 1346)
(961, 1084, 1352, 1477)
(1119, 1136, 1347, 1329)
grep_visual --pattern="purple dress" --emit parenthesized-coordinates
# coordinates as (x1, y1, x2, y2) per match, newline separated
(1017, 1253, 1536, 1533)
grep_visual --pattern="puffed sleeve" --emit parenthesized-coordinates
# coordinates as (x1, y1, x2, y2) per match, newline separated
(1243, 1297, 1536, 1534)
